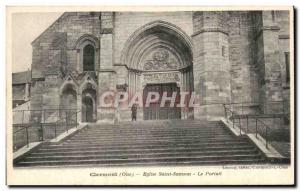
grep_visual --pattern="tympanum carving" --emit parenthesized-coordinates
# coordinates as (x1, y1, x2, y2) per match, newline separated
(143, 49, 179, 71)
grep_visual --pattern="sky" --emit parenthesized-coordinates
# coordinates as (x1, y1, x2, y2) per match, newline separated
(12, 12, 63, 73)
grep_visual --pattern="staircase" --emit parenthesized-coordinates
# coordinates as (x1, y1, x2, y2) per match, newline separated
(14, 120, 265, 167)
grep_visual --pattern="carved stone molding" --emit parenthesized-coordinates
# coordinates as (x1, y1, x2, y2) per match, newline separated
(143, 49, 180, 71)
(143, 72, 180, 85)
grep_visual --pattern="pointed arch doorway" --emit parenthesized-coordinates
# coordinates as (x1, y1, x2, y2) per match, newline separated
(81, 87, 97, 123)
(82, 96, 94, 122)
(122, 21, 194, 120)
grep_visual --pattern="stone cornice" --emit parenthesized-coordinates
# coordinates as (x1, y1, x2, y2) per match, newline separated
(261, 26, 281, 31)
(126, 64, 191, 73)
(100, 28, 113, 34)
(279, 34, 290, 39)
(114, 63, 129, 69)
(192, 28, 229, 37)
(255, 25, 281, 40)
(99, 69, 116, 73)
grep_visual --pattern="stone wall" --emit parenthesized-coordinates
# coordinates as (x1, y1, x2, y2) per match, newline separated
(31, 12, 102, 73)
(276, 11, 291, 113)
(29, 11, 291, 122)
(12, 84, 26, 100)
(253, 11, 287, 114)
(31, 12, 102, 112)
(113, 12, 193, 64)
(192, 12, 231, 120)
(228, 12, 259, 105)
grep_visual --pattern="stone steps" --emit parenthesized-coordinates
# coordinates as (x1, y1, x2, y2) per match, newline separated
(61, 138, 245, 147)
(16, 159, 266, 168)
(26, 149, 258, 161)
(31, 146, 256, 156)
(68, 134, 233, 142)
(14, 120, 265, 167)
(36, 142, 253, 153)
(78, 127, 228, 133)
(23, 151, 259, 162)
(74, 131, 229, 138)
(16, 154, 263, 167)
(84, 127, 224, 133)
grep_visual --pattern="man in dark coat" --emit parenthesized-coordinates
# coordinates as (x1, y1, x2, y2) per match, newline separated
(131, 104, 137, 121)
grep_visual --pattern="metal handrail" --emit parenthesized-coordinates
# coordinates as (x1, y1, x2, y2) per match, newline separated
(41, 109, 81, 141)
(223, 104, 243, 135)
(223, 103, 275, 150)
(13, 109, 80, 150)
(255, 118, 270, 149)
(13, 125, 28, 134)
(54, 110, 81, 134)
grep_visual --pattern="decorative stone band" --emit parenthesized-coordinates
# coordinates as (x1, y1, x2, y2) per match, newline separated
(261, 26, 281, 31)
(254, 25, 281, 40)
(100, 28, 113, 34)
(278, 34, 290, 39)
(98, 69, 116, 73)
(126, 65, 191, 73)
(142, 72, 180, 85)
(191, 28, 229, 37)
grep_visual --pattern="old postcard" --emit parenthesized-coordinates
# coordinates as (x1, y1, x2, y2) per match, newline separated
(6, 6, 294, 185)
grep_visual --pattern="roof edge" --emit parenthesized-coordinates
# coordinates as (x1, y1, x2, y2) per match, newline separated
(31, 12, 67, 46)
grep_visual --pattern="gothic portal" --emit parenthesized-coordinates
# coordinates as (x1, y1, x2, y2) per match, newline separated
(29, 11, 290, 123)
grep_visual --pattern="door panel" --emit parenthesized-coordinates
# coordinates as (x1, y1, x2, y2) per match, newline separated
(82, 97, 93, 122)
(143, 83, 181, 120)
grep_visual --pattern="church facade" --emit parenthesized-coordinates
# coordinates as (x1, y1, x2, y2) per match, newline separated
(30, 11, 291, 123)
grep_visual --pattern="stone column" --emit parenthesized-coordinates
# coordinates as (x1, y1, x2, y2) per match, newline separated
(255, 11, 283, 114)
(192, 11, 231, 120)
(25, 83, 30, 101)
(77, 93, 82, 123)
(97, 12, 116, 123)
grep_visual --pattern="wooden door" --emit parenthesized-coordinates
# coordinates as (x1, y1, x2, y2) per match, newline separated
(82, 96, 93, 122)
(143, 83, 181, 120)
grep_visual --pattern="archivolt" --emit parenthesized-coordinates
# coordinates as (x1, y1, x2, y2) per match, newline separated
(74, 34, 100, 50)
(121, 20, 193, 70)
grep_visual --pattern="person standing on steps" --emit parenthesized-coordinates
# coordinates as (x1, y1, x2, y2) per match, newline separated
(131, 103, 137, 122)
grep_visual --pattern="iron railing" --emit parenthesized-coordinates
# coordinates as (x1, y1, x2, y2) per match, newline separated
(223, 105, 244, 135)
(223, 101, 289, 149)
(255, 118, 270, 149)
(13, 109, 80, 151)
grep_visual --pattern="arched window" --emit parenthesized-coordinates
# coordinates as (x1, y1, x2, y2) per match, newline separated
(74, 34, 99, 72)
(83, 44, 95, 71)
